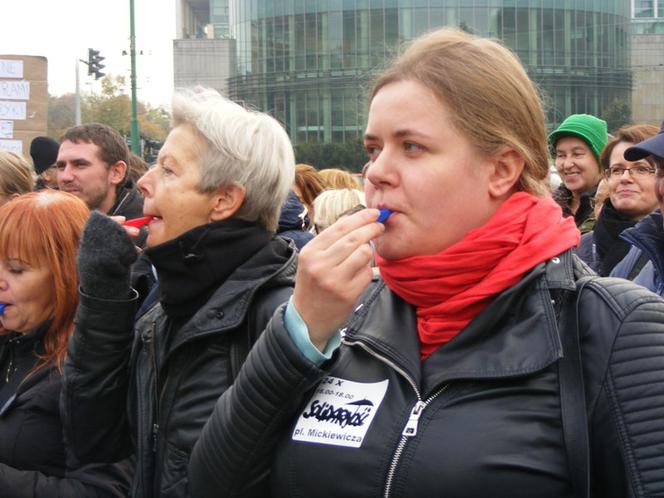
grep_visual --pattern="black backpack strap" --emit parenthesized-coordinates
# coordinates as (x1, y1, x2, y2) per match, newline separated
(556, 278, 592, 498)
(229, 313, 252, 382)
(626, 250, 650, 281)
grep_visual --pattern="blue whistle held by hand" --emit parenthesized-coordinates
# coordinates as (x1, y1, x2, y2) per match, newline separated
(377, 208, 393, 224)
(0, 304, 6, 316)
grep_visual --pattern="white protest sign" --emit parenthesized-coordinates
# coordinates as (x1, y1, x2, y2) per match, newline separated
(0, 101, 27, 120)
(0, 139, 23, 155)
(0, 60, 23, 78)
(0, 80, 30, 100)
(0, 120, 12, 138)
(292, 376, 389, 448)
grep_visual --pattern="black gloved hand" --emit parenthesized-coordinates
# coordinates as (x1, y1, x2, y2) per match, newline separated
(77, 211, 139, 299)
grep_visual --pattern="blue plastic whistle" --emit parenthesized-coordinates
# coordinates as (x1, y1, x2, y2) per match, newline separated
(377, 208, 393, 224)
(0, 304, 6, 316)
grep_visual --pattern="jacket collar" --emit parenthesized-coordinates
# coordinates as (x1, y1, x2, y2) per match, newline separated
(109, 182, 144, 218)
(620, 210, 664, 278)
(344, 251, 576, 396)
(138, 237, 297, 354)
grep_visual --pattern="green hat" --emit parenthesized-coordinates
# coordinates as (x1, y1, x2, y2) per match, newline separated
(548, 114, 608, 160)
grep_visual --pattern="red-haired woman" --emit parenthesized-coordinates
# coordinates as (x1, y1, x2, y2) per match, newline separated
(0, 191, 131, 497)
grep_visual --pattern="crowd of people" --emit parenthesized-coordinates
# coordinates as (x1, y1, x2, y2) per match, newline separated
(1, 27, 664, 497)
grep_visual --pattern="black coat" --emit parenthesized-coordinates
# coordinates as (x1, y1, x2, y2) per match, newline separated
(188, 251, 664, 498)
(62, 236, 296, 498)
(553, 184, 598, 234)
(0, 329, 132, 498)
(110, 182, 147, 247)
(109, 182, 144, 220)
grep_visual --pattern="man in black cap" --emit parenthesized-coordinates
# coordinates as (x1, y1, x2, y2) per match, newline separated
(30, 136, 60, 190)
(611, 121, 664, 295)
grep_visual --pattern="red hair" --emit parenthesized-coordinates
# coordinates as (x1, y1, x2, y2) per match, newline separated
(0, 191, 89, 371)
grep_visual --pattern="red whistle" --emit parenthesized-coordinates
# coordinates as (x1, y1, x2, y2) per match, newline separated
(123, 216, 153, 229)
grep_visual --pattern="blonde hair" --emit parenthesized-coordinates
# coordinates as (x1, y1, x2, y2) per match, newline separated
(313, 189, 365, 232)
(318, 168, 362, 190)
(0, 150, 34, 199)
(372, 28, 549, 196)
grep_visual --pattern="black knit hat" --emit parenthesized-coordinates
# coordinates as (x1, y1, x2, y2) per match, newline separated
(29, 136, 60, 174)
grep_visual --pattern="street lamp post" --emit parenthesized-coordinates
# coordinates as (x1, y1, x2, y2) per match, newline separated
(129, 0, 140, 155)
(75, 59, 81, 125)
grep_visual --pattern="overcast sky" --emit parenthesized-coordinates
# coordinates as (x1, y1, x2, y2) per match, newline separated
(2, 0, 176, 108)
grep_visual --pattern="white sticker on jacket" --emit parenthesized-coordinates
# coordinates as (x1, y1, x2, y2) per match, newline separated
(292, 376, 389, 448)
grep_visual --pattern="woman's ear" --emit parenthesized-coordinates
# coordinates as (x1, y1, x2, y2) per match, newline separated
(487, 147, 525, 199)
(209, 183, 246, 222)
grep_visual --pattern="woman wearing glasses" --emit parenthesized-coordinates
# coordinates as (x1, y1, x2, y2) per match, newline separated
(577, 125, 660, 276)
(611, 121, 664, 295)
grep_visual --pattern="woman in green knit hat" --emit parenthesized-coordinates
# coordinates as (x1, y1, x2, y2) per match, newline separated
(549, 113, 608, 233)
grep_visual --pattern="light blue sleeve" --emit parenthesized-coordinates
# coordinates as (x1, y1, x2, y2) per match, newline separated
(284, 297, 341, 365)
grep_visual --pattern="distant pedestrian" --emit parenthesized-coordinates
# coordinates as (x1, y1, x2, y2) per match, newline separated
(293, 163, 327, 231)
(0, 150, 33, 206)
(577, 124, 660, 275)
(312, 188, 365, 233)
(277, 190, 314, 250)
(550, 114, 608, 233)
(319, 167, 362, 190)
(611, 120, 664, 295)
(30, 136, 59, 190)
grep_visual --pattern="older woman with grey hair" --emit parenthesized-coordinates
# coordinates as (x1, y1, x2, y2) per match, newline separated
(61, 87, 297, 498)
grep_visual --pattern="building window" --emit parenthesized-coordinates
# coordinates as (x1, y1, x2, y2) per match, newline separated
(228, 1, 631, 143)
(634, 0, 655, 18)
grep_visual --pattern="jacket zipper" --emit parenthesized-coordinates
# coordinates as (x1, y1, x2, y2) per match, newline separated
(342, 337, 448, 498)
(149, 321, 160, 454)
(383, 386, 448, 497)
(134, 323, 154, 498)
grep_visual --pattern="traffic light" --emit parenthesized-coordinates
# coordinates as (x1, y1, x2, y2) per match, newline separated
(87, 48, 105, 80)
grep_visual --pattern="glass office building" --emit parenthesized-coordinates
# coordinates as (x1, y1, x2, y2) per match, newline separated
(631, 0, 664, 124)
(228, 1, 631, 144)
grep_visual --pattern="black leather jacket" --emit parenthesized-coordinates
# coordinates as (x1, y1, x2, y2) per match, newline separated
(189, 251, 664, 498)
(0, 330, 132, 498)
(62, 237, 296, 498)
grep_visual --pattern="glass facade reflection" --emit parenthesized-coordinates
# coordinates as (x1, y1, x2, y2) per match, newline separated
(228, 1, 631, 144)
(632, 0, 664, 33)
(211, 0, 231, 38)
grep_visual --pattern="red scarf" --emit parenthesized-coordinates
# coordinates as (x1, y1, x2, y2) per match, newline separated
(377, 192, 580, 359)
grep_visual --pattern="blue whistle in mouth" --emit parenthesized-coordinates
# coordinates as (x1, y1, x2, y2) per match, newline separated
(377, 208, 393, 224)
(0, 304, 5, 316)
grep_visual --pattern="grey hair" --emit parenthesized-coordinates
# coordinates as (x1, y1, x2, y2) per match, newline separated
(171, 87, 295, 232)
